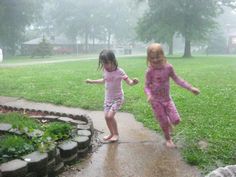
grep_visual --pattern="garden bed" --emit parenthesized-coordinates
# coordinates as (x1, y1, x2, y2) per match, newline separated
(0, 106, 95, 177)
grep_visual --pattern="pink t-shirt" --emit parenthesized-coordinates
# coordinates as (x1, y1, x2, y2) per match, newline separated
(103, 67, 128, 101)
(145, 63, 192, 102)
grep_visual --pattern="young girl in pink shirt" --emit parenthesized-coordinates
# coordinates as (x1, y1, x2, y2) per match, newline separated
(86, 49, 139, 142)
(144, 43, 200, 148)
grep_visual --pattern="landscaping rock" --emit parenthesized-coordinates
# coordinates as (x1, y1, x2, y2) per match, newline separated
(73, 115, 88, 122)
(226, 165, 236, 175)
(206, 172, 221, 177)
(25, 172, 37, 177)
(216, 167, 233, 177)
(206, 165, 236, 177)
(8, 128, 23, 135)
(77, 124, 90, 130)
(29, 115, 45, 119)
(73, 136, 90, 149)
(0, 159, 28, 177)
(53, 162, 64, 176)
(87, 120, 94, 134)
(62, 153, 78, 165)
(58, 141, 78, 158)
(40, 115, 59, 121)
(47, 146, 56, 161)
(77, 146, 90, 158)
(0, 123, 12, 132)
(22, 151, 48, 173)
(47, 158, 56, 177)
(26, 129, 44, 138)
(77, 130, 92, 139)
(55, 149, 62, 165)
(58, 117, 87, 125)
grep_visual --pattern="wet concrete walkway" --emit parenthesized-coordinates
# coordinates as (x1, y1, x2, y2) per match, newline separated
(0, 96, 202, 177)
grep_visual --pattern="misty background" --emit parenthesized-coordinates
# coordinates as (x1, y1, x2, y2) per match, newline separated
(0, 0, 236, 58)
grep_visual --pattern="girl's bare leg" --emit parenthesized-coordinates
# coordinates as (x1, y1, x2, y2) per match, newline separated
(108, 111, 119, 142)
(103, 112, 114, 140)
(109, 119, 119, 141)
(163, 125, 176, 148)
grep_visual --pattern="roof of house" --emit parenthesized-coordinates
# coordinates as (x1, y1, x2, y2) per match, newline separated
(23, 35, 74, 45)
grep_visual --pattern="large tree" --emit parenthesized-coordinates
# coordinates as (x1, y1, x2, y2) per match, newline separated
(51, 0, 139, 52)
(136, 0, 177, 55)
(136, 0, 223, 57)
(176, 0, 219, 57)
(53, 0, 102, 52)
(0, 0, 43, 55)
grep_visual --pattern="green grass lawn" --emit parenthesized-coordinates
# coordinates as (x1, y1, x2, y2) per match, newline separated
(0, 55, 236, 173)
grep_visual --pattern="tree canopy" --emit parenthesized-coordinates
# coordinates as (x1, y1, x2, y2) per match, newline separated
(51, 0, 138, 52)
(0, 0, 43, 55)
(136, 0, 229, 57)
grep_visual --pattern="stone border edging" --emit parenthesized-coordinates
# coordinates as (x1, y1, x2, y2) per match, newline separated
(0, 104, 94, 177)
(205, 165, 236, 177)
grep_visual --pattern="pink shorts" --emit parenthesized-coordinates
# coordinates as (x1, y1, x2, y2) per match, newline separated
(151, 99, 180, 129)
(104, 97, 124, 112)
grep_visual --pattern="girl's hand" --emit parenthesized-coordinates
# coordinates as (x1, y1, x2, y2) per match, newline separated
(191, 87, 200, 95)
(132, 78, 139, 85)
(85, 79, 92, 84)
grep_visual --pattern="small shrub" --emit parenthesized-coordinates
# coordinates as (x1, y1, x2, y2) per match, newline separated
(43, 122, 73, 141)
(0, 112, 41, 131)
(0, 135, 35, 163)
(31, 38, 53, 58)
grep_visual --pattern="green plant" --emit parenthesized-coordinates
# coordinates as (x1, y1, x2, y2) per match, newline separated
(0, 113, 73, 158)
(0, 135, 35, 163)
(43, 122, 73, 141)
(31, 38, 53, 58)
(34, 137, 56, 153)
(0, 112, 41, 131)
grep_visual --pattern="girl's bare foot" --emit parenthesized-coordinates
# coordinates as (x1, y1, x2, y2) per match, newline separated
(109, 135, 119, 142)
(103, 134, 113, 141)
(166, 140, 177, 148)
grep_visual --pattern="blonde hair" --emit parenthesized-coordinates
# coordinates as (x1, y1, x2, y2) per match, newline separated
(146, 43, 167, 66)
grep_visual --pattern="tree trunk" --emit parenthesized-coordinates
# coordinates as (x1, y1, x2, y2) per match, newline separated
(92, 33, 95, 51)
(183, 38, 191, 58)
(168, 39, 173, 55)
(85, 31, 89, 53)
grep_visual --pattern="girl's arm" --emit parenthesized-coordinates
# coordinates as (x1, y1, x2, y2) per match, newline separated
(86, 78, 105, 84)
(144, 70, 154, 103)
(124, 77, 139, 86)
(170, 66, 200, 95)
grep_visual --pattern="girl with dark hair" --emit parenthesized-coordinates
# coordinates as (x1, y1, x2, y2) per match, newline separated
(86, 49, 139, 142)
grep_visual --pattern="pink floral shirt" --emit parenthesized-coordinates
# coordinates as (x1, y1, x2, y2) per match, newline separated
(103, 67, 128, 101)
(145, 63, 192, 102)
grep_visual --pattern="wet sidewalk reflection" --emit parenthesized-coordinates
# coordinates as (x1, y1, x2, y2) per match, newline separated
(60, 111, 201, 177)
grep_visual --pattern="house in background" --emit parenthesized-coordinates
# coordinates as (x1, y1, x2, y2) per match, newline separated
(226, 24, 236, 54)
(21, 35, 108, 56)
(228, 32, 236, 53)
(21, 35, 75, 56)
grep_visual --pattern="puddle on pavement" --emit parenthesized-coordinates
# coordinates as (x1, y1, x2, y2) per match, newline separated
(59, 111, 201, 177)
(59, 140, 201, 177)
